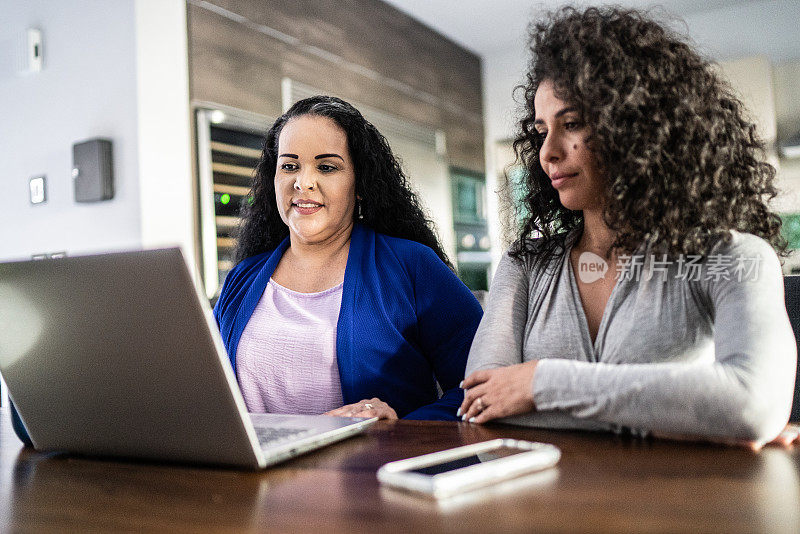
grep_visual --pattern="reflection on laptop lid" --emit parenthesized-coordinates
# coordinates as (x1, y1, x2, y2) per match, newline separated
(0, 248, 375, 469)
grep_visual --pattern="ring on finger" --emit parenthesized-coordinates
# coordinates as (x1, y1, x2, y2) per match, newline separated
(476, 397, 484, 411)
(363, 403, 374, 411)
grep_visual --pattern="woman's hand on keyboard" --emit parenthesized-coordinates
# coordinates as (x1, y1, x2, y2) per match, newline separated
(324, 397, 398, 420)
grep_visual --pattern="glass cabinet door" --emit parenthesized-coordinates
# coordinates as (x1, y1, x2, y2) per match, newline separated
(450, 168, 490, 291)
(196, 108, 269, 300)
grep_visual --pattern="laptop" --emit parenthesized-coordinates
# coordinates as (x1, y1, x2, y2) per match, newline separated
(0, 248, 376, 469)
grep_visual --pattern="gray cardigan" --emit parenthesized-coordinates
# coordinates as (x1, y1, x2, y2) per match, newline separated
(466, 231, 796, 444)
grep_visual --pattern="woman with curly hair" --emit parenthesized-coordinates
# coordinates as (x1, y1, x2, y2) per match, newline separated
(213, 95, 482, 422)
(459, 7, 798, 446)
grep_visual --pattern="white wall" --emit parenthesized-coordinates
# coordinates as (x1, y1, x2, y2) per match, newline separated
(681, 0, 800, 63)
(0, 0, 194, 266)
(390, 137, 455, 260)
(135, 0, 195, 268)
(481, 41, 529, 272)
(0, 0, 142, 260)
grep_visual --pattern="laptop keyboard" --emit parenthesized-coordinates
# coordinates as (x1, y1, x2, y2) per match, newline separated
(254, 426, 311, 446)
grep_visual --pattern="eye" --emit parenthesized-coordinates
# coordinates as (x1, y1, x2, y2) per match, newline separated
(318, 163, 339, 173)
(280, 162, 298, 171)
(535, 130, 547, 142)
(564, 121, 583, 131)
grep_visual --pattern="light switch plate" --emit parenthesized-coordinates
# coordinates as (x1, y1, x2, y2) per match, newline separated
(29, 175, 46, 204)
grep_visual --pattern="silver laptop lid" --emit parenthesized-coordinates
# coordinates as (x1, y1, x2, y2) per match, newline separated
(0, 248, 266, 468)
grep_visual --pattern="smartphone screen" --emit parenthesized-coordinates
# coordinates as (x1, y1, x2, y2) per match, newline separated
(408, 446, 529, 476)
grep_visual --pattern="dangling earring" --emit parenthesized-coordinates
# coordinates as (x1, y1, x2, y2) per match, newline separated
(357, 198, 364, 220)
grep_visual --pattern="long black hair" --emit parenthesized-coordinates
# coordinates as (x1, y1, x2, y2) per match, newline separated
(511, 6, 784, 265)
(235, 95, 451, 267)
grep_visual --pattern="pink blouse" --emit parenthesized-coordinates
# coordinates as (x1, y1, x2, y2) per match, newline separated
(236, 278, 344, 414)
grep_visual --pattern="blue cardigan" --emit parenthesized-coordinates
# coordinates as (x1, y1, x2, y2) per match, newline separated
(213, 224, 483, 421)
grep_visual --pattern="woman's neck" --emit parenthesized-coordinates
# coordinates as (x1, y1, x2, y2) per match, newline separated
(286, 223, 353, 270)
(272, 224, 353, 293)
(577, 209, 616, 259)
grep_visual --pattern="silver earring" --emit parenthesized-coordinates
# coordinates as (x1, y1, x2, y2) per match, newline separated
(357, 199, 363, 220)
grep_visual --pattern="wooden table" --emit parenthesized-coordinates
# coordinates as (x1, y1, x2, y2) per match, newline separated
(1, 409, 798, 534)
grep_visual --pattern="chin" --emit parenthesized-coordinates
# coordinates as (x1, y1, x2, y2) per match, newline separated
(556, 187, 600, 212)
(290, 219, 325, 239)
(290, 218, 353, 244)
(556, 193, 582, 211)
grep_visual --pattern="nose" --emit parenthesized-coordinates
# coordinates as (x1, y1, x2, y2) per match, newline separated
(293, 169, 316, 191)
(539, 130, 564, 165)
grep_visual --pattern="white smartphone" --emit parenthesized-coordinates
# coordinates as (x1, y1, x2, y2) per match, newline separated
(377, 439, 561, 498)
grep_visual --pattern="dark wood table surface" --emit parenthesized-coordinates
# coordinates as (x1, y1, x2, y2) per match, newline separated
(1, 408, 798, 534)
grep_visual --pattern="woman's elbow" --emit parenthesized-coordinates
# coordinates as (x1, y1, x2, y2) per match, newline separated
(716, 354, 795, 443)
(724, 393, 790, 443)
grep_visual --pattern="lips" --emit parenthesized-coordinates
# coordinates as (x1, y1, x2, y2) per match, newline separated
(292, 199, 323, 215)
(550, 172, 578, 189)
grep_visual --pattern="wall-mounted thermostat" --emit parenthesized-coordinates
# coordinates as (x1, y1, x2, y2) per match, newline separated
(27, 29, 43, 73)
(73, 138, 114, 202)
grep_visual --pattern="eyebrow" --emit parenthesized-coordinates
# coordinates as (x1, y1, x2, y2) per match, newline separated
(533, 106, 579, 126)
(278, 153, 298, 159)
(315, 153, 344, 161)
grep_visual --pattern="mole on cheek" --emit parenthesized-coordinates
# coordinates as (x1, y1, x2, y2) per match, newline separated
(573, 144, 578, 149)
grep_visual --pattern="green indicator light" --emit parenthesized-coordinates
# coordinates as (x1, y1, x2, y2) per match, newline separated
(220, 193, 231, 205)
(247, 196, 254, 205)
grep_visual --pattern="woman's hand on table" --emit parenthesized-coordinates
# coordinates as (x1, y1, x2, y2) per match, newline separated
(458, 361, 539, 423)
(768, 424, 800, 447)
(324, 398, 398, 420)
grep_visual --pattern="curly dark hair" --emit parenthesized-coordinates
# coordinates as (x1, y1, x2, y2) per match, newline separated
(235, 95, 451, 267)
(510, 6, 785, 264)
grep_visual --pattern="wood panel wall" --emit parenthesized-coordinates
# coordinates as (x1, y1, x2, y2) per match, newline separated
(187, 0, 485, 172)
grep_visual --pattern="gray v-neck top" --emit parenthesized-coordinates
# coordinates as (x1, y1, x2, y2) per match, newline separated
(465, 231, 796, 443)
